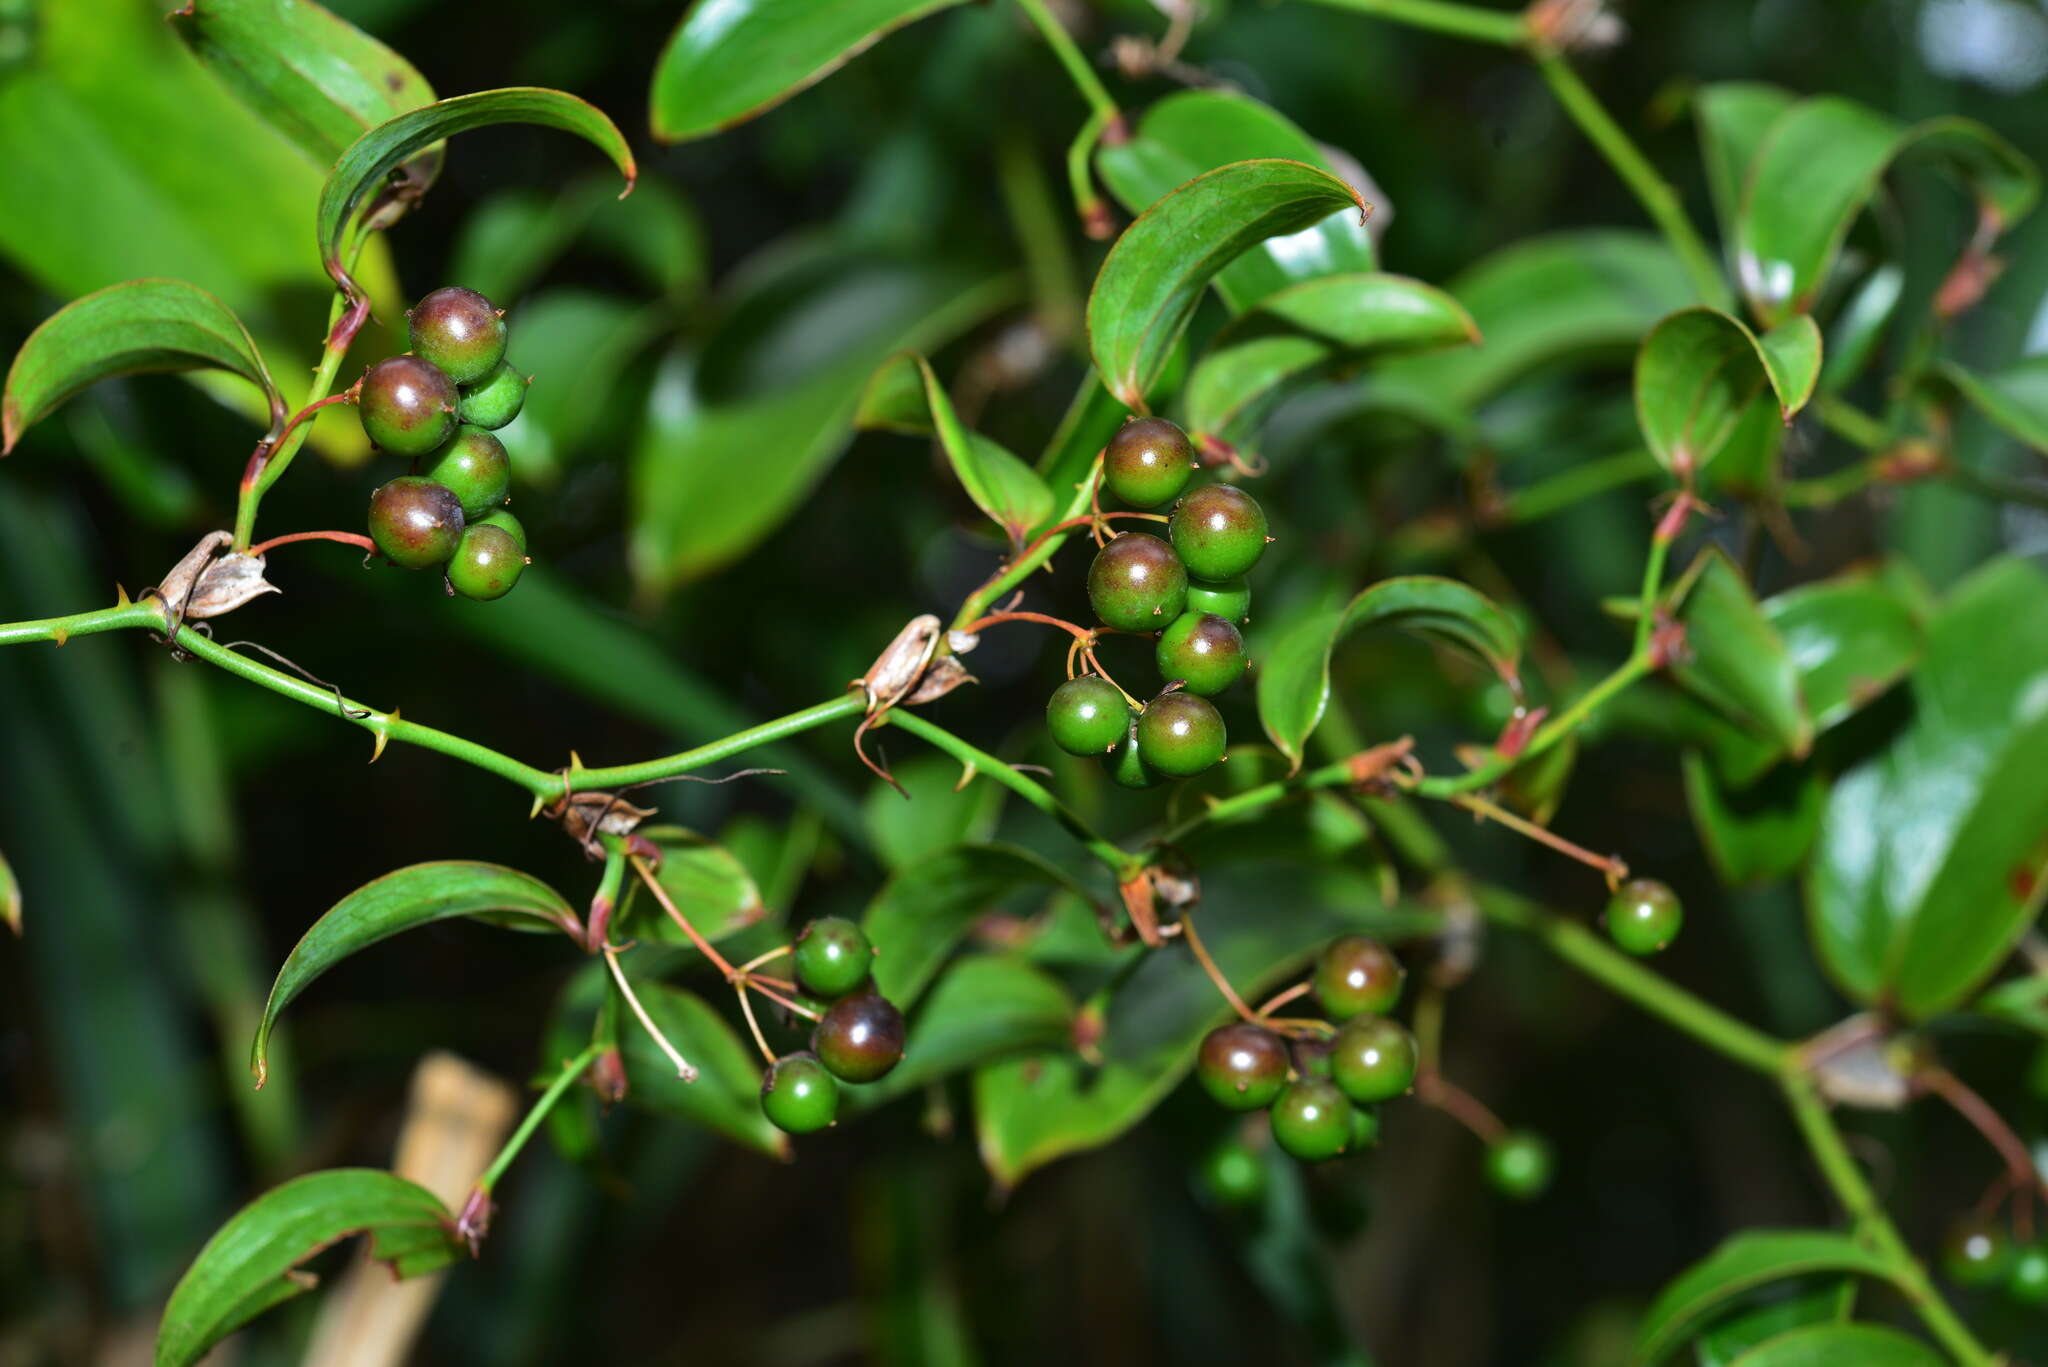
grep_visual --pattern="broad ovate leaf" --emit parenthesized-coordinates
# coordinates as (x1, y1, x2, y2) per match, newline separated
(857, 353, 1053, 543)
(1762, 572, 1922, 733)
(614, 826, 768, 954)
(1682, 751, 1825, 887)
(1694, 82, 1797, 250)
(1715, 1324, 1943, 1367)
(863, 843, 1091, 1008)
(1673, 549, 1812, 760)
(1634, 1229, 1901, 1364)
(620, 981, 789, 1158)
(1633, 308, 1820, 479)
(1937, 356, 2048, 452)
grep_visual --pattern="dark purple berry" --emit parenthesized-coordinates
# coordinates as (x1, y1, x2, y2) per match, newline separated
(359, 356, 456, 457)
(367, 476, 463, 569)
(813, 991, 905, 1083)
(1313, 935, 1405, 1020)
(408, 286, 507, 385)
(1196, 1023, 1290, 1111)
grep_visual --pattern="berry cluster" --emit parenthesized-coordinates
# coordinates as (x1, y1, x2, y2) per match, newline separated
(360, 287, 532, 600)
(1942, 1218, 2048, 1306)
(756, 917, 907, 1134)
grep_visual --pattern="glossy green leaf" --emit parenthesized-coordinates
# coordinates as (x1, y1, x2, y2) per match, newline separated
(1633, 308, 1820, 478)
(860, 754, 1003, 871)
(155, 1169, 461, 1367)
(251, 862, 580, 1086)
(1695, 83, 1797, 250)
(1973, 976, 2048, 1037)
(1818, 265, 1903, 395)
(1720, 1324, 1942, 1367)
(1673, 550, 1812, 760)
(1809, 557, 2048, 1018)
(1762, 573, 1922, 733)
(619, 981, 789, 1158)
(1259, 576, 1523, 772)
(1690, 1278, 1853, 1367)
(4, 279, 279, 454)
(1634, 1229, 1899, 1363)
(1682, 750, 1825, 887)
(448, 176, 705, 304)
(615, 826, 767, 953)
(0, 846, 17, 935)
(1937, 356, 2048, 452)
(858, 354, 1053, 541)
(852, 956, 1074, 1108)
(863, 844, 1091, 1008)
(1086, 159, 1365, 410)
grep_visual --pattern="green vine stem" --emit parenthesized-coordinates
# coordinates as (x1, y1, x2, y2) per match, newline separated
(474, 1042, 602, 1196)
(1012, 0, 1120, 125)
(950, 462, 1100, 639)
(1298, 0, 1526, 45)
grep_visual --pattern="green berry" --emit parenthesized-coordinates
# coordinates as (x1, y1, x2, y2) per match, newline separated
(1196, 1136, 1269, 1210)
(1292, 1036, 1334, 1078)
(1187, 576, 1251, 624)
(420, 424, 510, 519)
(446, 524, 525, 601)
(1087, 533, 1187, 632)
(1349, 1107, 1381, 1151)
(457, 360, 528, 429)
(1329, 1017, 1417, 1104)
(793, 916, 872, 998)
(359, 355, 456, 457)
(367, 476, 463, 569)
(2007, 1245, 2048, 1305)
(408, 286, 507, 385)
(760, 1051, 838, 1134)
(1313, 935, 1405, 1020)
(1606, 878, 1683, 956)
(473, 508, 527, 551)
(1269, 1078, 1353, 1163)
(812, 991, 905, 1083)
(1136, 692, 1225, 778)
(1047, 676, 1131, 756)
(1943, 1219, 2012, 1288)
(1104, 721, 1158, 789)
(1169, 484, 1268, 582)
(1155, 612, 1247, 698)
(1196, 1023, 1290, 1111)
(1104, 416, 1194, 508)
(1485, 1130, 1553, 1201)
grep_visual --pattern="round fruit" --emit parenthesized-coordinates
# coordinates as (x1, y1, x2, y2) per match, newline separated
(1196, 1023, 1290, 1111)
(813, 992, 905, 1083)
(1087, 533, 1188, 632)
(760, 1051, 838, 1134)
(1196, 1136, 1269, 1210)
(420, 424, 510, 518)
(408, 286, 507, 385)
(1047, 676, 1131, 756)
(473, 508, 527, 551)
(1943, 1219, 2012, 1288)
(458, 361, 528, 430)
(1485, 1130, 1553, 1201)
(1155, 612, 1248, 698)
(446, 525, 525, 601)
(2008, 1245, 2048, 1305)
(1349, 1107, 1381, 1151)
(793, 916, 872, 998)
(1136, 692, 1226, 778)
(1269, 1078, 1353, 1162)
(1169, 484, 1268, 582)
(1105, 722, 1158, 790)
(1329, 1017, 1417, 1104)
(1606, 878, 1683, 955)
(359, 356, 456, 457)
(1187, 576, 1251, 624)
(1103, 416, 1194, 508)
(1313, 935, 1405, 1020)
(367, 476, 463, 569)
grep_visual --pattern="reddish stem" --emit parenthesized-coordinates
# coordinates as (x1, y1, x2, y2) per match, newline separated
(1417, 1073, 1508, 1144)
(246, 530, 377, 558)
(629, 855, 739, 979)
(1923, 1066, 2048, 1213)
(959, 609, 1096, 643)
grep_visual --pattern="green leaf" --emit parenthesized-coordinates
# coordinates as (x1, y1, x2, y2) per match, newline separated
(1673, 550, 1812, 760)
(860, 754, 1003, 871)
(155, 1169, 460, 1367)
(858, 354, 1054, 542)
(863, 844, 1092, 1008)
(1634, 1229, 1900, 1364)
(0, 846, 17, 936)
(1809, 557, 2048, 1018)
(1818, 265, 1903, 395)
(1682, 751, 1825, 887)
(1086, 159, 1365, 410)
(649, 0, 968, 143)
(1694, 83, 1797, 252)
(1736, 95, 2039, 326)
(1973, 976, 2048, 1038)
(1690, 1278, 1853, 1367)
(1633, 308, 1821, 479)
(4, 279, 279, 454)
(1761, 572, 1922, 733)
(619, 981, 789, 1158)
(615, 826, 767, 953)
(448, 176, 705, 304)
(1719, 1324, 1942, 1367)
(851, 955, 1074, 1108)
(1258, 576, 1523, 772)
(1936, 356, 2048, 453)
(251, 862, 580, 1086)
(490, 288, 668, 484)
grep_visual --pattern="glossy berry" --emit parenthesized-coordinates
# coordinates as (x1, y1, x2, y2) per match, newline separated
(813, 991, 905, 1083)
(473, 508, 526, 551)
(1047, 676, 1131, 756)
(458, 360, 528, 429)
(1087, 533, 1187, 632)
(1349, 1106, 1381, 1151)
(1196, 1136, 1269, 1210)
(367, 476, 463, 569)
(1187, 576, 1251, 624)
(1485, 1130, 1553, 1201)
(1292, 1035, 1334, 1078)
(1313, 935, 1405, 1020)
(408, 286, 507, 385)
(421, 424, 510, 518)
(1196, 1023, 1290, 1111)
(1943, 1219, 2012, 1288)
(1103, 416, 1194, 508)
(1105, 722, 1158, 790)
(446, 525, 525, 601)
(1269, 1078, 1354, 1163)
(1606, 879, 1683, 956)
(760, 1051, 838, 1134)
(793, 916, 872, 998)
(1156, 612, 1247, 698)
(1136, 692, 1226, 778)
(1329, 1017, 1417, 1104)
(359, 356, 456, 457)
(2007, 1245, 2048, 1305)
(1169, 484, 1268, 582)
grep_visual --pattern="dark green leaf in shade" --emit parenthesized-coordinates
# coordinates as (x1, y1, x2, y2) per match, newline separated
(617, 982, 790, 1158)
(1633, 308, 1820, 479)
(1672, 550, 1812, 760)
(1688, 1277, 1854, 1367)
(1693, 82, 1797, 254)
(849, 956, 1074, 1108)
(1818, 264, 1903, 395)
(863, 844, 1092, 1008)
(859, 754, 1003, 871)
(1713, 1323, 1943, 1367)
(1681, 750, 1825, 887)
(447, 176, 705, 304)
(857, 353, 1054, 542)
(614, 827, 767, 954)
(1633, 1229, 1901, 1364)
(1936, 356, 2048, 452)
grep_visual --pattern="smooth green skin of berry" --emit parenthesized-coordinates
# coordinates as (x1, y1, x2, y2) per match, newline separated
(1943, 1219, 2012, 1287)
(1047, 676, 1131, 756)
(420, 424, 510, 519)
(1606, 878, 1683, 955)
(1329, 1017, 1417, 1104)
(1104, 416, 1194, 508)
(1196, 1137, 1269, 1210)
(446, 525, 525, 601)
(408, 286, 507, 385)
(813, 992, 905, 1083)
(473, 508, 527, 551)
(760, 1052, 838, 1134)
(1485, 1131, 1553, 1201)
(793, 916, 872, 998)
(1087, 533, 1187, 632)
(1349, 1107, 1381, 1151)
(1105, 723, 1159, 789)
(1169, 484, 1268, 582)
(1187, 576, 1251, 624)
(1136, 692, 1226, 778)
(1269, 1078, 1354, 1162)
(458, 360, 528, 429)
(1156, 612, 1247, 698)
(368, 477, 463, 569)
(2007, 1245, 2048, 1305)
(1313, 935, 1406, 1020)
(359, 356, 456, 457)
(1196, 1023, 1290, 1111)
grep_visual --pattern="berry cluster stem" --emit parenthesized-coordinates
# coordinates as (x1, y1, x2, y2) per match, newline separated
(473, 1042, 603, 1197)
(603, 944, 695, 1080)
(629, 854, 739, 979)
